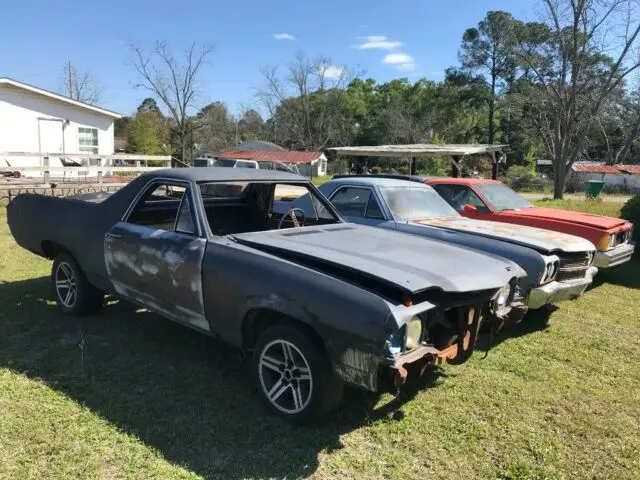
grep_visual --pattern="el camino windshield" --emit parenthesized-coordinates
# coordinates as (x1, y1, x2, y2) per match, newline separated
(380, 186, 460, 221)
(476, 183, 533, 211)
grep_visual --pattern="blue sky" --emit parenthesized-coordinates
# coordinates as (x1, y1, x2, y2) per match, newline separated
(2, 0, 539, 117)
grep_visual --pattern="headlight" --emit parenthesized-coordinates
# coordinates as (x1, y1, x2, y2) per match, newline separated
(404, 315, 423, 351)
(597, 234, 614, 251)
(496, 283, 512, 308)
(540, 255, 560, 284)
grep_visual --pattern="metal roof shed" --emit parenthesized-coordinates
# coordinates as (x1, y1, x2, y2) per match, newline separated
(327, 144, 509, 179)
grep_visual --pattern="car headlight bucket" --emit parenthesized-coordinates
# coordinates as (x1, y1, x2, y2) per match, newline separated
(597, 234, 613, 251)
(540, 255, 560, 284)
(404, 316, 423, 351)
(496, 283, 512, 308)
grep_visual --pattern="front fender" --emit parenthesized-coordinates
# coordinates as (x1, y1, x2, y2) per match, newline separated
(202, 240, 402, 391)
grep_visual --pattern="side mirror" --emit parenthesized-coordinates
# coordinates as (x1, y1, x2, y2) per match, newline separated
(463, 204, 478, 214)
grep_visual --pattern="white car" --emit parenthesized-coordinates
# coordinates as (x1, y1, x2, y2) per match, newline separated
(194, 157, 299, 174)
(193, 157, 258, 169)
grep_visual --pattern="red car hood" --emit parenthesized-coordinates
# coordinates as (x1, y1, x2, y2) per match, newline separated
(505, 207, 627, 231)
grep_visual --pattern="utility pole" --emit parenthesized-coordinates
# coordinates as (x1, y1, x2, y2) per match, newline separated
(66, 61, 74, 99)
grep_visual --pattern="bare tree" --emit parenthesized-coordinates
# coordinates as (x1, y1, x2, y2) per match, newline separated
(129, 41, 214, 165)
(61, 61, 101, 104)
(516, 0, 640, 198)
(257, 52, 355, 150)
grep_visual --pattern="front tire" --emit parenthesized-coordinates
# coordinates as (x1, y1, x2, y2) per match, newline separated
(52, 253, 103, 316)
(252, 325, 343, 424)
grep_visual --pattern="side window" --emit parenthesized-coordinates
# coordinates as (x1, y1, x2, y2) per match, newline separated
(463, 187, 491, 213)
(365, 193, 385, 219)
(175, 195, 196, 234)
(330, 187, 372, 218)
(127, 183, 196, 233)
(434, 185, 466, 209)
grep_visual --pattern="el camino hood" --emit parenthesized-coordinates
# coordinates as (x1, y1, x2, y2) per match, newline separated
(506, 207, 627, 231)
(413, 216, 595, 253)
(232, 224, 522, 295)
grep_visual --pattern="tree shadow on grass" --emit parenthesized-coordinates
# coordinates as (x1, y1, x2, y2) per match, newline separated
(589, 258, 640, 290)
(0, 276, 447, 480)
(475, 306, 556, 354)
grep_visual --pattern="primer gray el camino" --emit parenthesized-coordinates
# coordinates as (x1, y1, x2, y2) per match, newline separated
(314, 177, 598, 309)
(7, 168, 522, 391)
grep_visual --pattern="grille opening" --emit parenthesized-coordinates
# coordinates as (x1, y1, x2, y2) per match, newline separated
(557, 252, 592, 282)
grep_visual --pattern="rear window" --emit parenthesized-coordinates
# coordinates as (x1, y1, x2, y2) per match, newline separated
(212, 159, 237, 167)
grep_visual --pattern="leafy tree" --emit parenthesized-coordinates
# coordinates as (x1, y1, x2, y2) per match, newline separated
(125, 99, 169, 154)
(514, 0, 640, 198)
(238, 109, 264, 140)
(460, 11, 522, 177)
(196, 101, 237, 151)
(137, 97, 162, 114)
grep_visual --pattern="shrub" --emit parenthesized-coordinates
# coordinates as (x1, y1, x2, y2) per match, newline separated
(620, 195, 640, 243)
(502, 165, 549, 192)
(371, 166, 381, 175)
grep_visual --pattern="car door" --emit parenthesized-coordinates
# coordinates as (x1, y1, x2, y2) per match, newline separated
(328, 185, 393, 228)
(104, 180, 209, 333)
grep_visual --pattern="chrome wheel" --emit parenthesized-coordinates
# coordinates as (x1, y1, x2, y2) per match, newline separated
(258, 339, 313, 414)
(55, 261, 77, 308)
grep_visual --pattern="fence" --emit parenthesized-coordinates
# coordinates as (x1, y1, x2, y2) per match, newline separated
(0, 152, 172, 184)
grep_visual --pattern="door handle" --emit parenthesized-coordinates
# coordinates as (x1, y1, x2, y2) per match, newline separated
(105, 232, 122, 239)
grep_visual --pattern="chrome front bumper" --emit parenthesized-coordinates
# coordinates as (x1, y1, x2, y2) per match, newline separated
(594, 242, 635, 268)
(527, 266, 598, 309)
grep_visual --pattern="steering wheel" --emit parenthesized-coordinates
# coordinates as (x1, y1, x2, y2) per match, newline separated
(278, 208, 307, 229)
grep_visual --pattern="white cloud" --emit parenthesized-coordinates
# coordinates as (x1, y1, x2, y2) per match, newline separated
(383, 52, 416, 71)
(354, 35, 403, 50)
(273, 33, 296, 41)
(319, 63, 346, 79)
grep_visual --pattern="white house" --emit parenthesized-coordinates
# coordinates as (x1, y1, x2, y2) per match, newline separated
(0, 77, 121, 176)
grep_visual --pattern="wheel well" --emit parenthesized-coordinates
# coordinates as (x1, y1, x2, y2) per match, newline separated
(242, 308, 327, 354)
(41, 241, 70, 260)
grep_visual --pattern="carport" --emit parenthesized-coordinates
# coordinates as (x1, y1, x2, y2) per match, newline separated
(327, 144, 509, 179)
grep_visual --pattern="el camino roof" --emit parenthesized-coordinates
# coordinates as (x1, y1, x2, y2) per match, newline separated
(141, 167, 307, 183)
(327, 177, 432, 188)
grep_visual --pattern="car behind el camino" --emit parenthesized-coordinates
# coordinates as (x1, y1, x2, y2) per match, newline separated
(314, 177, 598, 316)
(425, 177, 635, 268)
(7, 168, 525, 422)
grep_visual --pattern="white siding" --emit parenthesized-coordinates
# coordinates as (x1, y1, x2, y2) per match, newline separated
(0, 84, 115, 173)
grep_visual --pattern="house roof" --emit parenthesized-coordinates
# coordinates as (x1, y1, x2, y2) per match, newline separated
(571, 162, 621, 174)
(216, 149, 322, 164)
(230, 140, 286, 151)
(0, 77, 121, 119)
(328, 144, 508, 158)
(617, 164, 640, 175)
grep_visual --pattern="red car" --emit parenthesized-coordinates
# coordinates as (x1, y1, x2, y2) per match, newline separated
(425, 178, 635, 268)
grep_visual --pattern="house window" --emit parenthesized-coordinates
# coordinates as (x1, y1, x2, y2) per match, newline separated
(78, 127, 99, 154)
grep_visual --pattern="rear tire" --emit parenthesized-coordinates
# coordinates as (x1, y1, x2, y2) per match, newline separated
(52, 253, 103, 316)
(252, 325, 343, 424)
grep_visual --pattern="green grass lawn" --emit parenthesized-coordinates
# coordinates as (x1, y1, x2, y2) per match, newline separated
(1, 204, 639, 479)
(311, 175, 333, 186)
(534, 198, 624, 217)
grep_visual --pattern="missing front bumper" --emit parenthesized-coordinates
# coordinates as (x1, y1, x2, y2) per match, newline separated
(386, 306, 482, 391)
